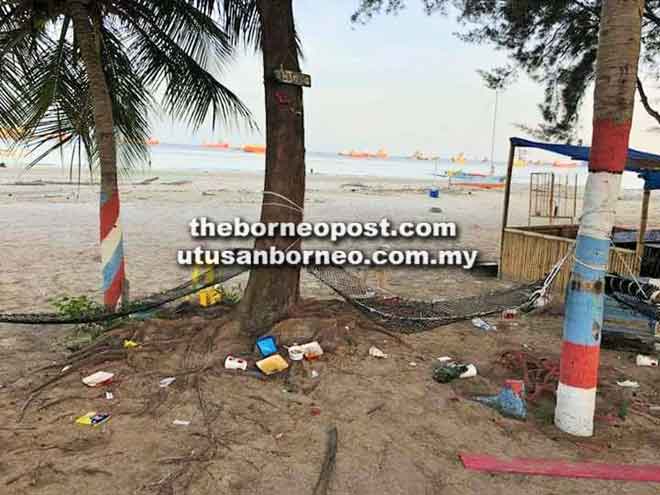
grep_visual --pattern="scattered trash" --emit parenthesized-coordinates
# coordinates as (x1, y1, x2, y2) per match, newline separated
(498, 350, 559, 401)
(311, 370, 320, 378)
(75, 412, 111, 426)
(472, 317, 496, 332)
(275, 432, 284, 439)
(437, 356, 453, 362)
(159, 377, 176, 388)
(256, 335, 278, 358)
(82, 371, 114, 387)
(288, 341, 324, 361)
(105, 391, 114, 400)
(617, 380, 640, 389)
(225, 355, 248, 371)
(199, 287, 222, 307)
(474, 379, 527, 420)
(501, 309, 518, 320)
(288, 346, 305, 361)
(310, 406, 322, 416)
(173, 419, 191, 426)
(432, 360, 477, 383)
(303, 341, 324, 360)
(369, 346, 388, 358)
(123, 340, 139, 349)
(636, 355, 658, 367)
(460, 364, 478, 378)
(256, 354, 289, 375)
(429, 206, 443, 213)
(61, 365, 72, 373)
(409, 362, 418, 367)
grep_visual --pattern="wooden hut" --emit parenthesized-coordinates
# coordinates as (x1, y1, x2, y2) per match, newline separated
(499, 137, 660, 300)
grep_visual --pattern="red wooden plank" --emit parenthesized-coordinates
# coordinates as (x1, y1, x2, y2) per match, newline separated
(459, 453, 660, 482)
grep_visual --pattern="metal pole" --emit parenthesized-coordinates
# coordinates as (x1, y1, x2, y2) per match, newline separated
(490, 90, 499, 176)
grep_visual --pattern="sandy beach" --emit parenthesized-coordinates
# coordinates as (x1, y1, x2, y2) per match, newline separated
(0, 165, 655, 313)
(2, 166, 660, 495)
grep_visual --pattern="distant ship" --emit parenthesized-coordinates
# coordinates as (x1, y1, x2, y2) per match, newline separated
(411, 151, 439, 161)
(202, 141, 230, 149)
(339, 148, 388, 159)
(243, 144, 266, 154)
(450, 152, 466, 165)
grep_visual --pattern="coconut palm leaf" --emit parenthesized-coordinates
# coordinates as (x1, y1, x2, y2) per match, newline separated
(0, 0, 254, 174)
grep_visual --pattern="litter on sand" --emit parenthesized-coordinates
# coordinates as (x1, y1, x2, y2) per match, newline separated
(75, 412, 111, 426)
(369, 346, 388, 358)
(225, 355, 248, 370)
(256, 335, 278, 358)
(474, 379, 526, 420)
(173, 419, 191, 426)
(636, 355, 658, 367)
(617, 380, 641, 389)
(256, 354, 289, 375)
(82, 371, 114, 387)
(288, 341, 324, 361)
(471, 317, 496, 332)
(159, 377, 176, 388)
(432, 360, 477, 383)
(123, 340, 139, 349)
(105, 391, 114, 400)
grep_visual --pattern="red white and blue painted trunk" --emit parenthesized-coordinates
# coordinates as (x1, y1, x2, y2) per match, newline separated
(100, 190, 125, 309)
(554, 0, 644, 437)
(554, 119, 630, 436)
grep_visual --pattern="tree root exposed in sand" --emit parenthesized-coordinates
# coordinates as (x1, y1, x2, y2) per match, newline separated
(313, 426, 338, 495)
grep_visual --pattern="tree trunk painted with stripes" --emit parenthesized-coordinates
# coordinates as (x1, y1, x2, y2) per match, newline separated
(70, 1, 125, 310)
(238, 0, 306, 335)
(555, 0, 644, 436)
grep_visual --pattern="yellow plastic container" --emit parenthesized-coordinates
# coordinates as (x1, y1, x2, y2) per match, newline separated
(199, 287, 222, 307)
(256, 354, 289, 375)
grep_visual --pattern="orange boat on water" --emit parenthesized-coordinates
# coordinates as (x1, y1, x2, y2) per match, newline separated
(202, 142, 230, 149)
(339, 148, 388, 159)
(146, 137, 160, 145)
(243, 144, 266, 154)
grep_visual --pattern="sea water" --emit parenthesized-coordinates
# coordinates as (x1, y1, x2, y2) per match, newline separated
(8, 142, 647, 189)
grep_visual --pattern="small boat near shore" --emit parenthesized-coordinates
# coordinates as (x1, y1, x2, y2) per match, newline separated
(449, 172, 506, 190)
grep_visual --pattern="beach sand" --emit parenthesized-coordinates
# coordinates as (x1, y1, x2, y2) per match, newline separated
(1, 165, 655, 312)
(1, 166, 659, 495)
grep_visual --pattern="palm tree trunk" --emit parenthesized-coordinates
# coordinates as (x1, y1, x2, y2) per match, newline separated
(69, 1, 126, 310)
(238, 0, 306, 335)
(555, 0, 645, 437)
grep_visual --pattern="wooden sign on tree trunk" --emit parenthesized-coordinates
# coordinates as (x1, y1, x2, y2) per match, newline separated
(274, 68, 312, 87)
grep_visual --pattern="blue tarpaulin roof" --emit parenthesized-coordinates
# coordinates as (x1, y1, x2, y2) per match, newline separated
(510, 137, 660, 190)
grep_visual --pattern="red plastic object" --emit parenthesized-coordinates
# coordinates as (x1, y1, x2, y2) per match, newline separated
(505, 379, 525, 395)
(459, 453, 660, 482)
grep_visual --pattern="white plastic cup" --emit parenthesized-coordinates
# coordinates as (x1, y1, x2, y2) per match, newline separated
(225, 355, 248, 371)
(636, 354, 659, 367)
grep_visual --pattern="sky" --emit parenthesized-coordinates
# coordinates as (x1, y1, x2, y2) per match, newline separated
(152, 0, 660, 162)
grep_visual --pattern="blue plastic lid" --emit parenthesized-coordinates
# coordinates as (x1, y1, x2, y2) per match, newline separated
(256, 335, 278, 357)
